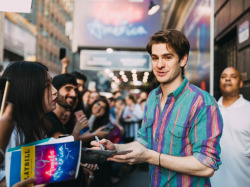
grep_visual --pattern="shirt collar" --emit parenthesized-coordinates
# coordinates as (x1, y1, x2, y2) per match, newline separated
(218, 94, 244, 109)
(155, 76, 189, 99)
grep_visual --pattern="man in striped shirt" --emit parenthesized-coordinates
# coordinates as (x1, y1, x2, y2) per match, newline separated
(91, 30, 223, 187)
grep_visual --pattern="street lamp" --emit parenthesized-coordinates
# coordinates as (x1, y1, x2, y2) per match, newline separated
(148, 0, 160, 15)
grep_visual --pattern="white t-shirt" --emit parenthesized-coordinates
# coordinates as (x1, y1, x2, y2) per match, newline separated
(0, 127, 21, 181)
(211, 95, 250, 187)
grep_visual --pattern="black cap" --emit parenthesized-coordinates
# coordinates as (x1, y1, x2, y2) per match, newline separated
(52, 73, 77, 91)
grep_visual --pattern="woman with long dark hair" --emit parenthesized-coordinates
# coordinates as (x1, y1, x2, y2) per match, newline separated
(2, 61, 57, 144)
(79, 97, 111, 144)
(0, 61, 57, 184)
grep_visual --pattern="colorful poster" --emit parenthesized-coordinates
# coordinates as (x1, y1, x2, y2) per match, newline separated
(7, 141, 81, 186)
(183, 0, 211, 92)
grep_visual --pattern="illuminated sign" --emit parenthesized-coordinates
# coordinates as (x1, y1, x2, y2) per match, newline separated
(183, 0, 211, 92)
(72, 0, 162, 51)
(80, 50, 152, 71)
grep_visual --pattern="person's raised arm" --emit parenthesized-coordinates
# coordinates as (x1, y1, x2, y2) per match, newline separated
(61, 57, 69, 74)
(72, 115, 89, 140)
(79, 126, 110, 143)
(0, 103, 14, 163)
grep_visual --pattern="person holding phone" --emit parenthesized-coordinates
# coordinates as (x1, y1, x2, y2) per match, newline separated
(79, 98, 111, 144)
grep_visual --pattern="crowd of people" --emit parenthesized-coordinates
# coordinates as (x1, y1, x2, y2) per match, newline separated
(0, 61, 145, 186)
(0, 29, 249, 187)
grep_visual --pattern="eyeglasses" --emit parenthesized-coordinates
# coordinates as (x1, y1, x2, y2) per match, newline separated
(95, 102, 106, 110)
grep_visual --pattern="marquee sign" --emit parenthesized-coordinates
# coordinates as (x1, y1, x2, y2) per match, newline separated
(72, 0, 162, 51)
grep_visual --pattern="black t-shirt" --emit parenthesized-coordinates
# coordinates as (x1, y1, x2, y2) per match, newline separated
(46, 112, 68, 137)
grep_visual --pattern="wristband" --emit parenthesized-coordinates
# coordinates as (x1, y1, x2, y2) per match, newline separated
(159, 153, 161, 168)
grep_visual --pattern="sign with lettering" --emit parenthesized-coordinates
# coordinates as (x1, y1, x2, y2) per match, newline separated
(80, 50, 152, 71)
(72, 0, 162, 51)
(0, 0, 32, 13)
(8, 141, 81, 186)
(238, 21, 249, 44)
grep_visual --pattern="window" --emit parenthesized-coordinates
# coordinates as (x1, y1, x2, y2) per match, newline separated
(44, 29, 48, 38)
(39, 25, 43, 35)
(50, 33, 54, 43)
(51, 14, 54, 22)
(39, 46, 43, 58)
(45, 50, 48, 60)
(40, 3, 44, 13)
(55, 37, 58, 46)
(49, 52, 53, 61)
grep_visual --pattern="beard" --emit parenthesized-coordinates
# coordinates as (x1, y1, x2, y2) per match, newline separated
(57, 93, 76, 108)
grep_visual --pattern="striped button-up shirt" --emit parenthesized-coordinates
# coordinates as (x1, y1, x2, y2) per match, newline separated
(137, 77, 223, 187)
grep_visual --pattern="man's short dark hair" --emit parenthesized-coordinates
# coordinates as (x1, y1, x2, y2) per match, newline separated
(146, 29, 190, 61)
(71, 71, 87, 82)
(52, 73, 77, 91)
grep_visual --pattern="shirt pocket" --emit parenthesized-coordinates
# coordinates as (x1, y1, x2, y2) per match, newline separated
(145, 117, 154, 128)
(168, 124, 190, 152)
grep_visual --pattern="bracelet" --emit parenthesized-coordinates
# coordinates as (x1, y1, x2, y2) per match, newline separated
(159, 153, 161, 168)
(0, 149, 4, 159)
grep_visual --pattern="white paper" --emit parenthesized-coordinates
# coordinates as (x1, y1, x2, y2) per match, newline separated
(0, 0, 32, 13)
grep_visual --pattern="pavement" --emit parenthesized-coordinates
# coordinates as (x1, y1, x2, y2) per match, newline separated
(113, 164, 150, 187)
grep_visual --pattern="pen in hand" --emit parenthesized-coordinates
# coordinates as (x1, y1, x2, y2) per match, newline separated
(95, 136, 105, 150)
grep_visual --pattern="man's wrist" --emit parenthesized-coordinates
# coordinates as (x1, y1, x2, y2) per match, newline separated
(146, 149, 161, 165)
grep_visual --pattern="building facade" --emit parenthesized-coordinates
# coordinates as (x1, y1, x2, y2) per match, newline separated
(214, 0, 250, 100)
(22, 0, 74, 74)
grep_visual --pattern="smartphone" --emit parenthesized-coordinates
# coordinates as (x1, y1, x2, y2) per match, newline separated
(59, 48, 66, 60)
(102, 123, 114, 132)
(0, 78, 10, 118)
(74, 110, 85, 120)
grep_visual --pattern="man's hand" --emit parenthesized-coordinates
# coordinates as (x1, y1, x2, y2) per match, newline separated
(61, 57, 69, 74)
(13, 177, 37, 187)
(107, 141, 149, 165)
(61, 57, 69, 68)
(90, 138, 116, 150)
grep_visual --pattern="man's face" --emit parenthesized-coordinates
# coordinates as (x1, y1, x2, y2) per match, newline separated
(220, 67, 242, 97)
(76, 79, 85, 94)
(151, 43, 186, 85)
(57, 83, 78, 108)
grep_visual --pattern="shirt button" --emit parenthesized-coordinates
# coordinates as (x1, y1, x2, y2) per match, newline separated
(156, 138, 159, 142)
